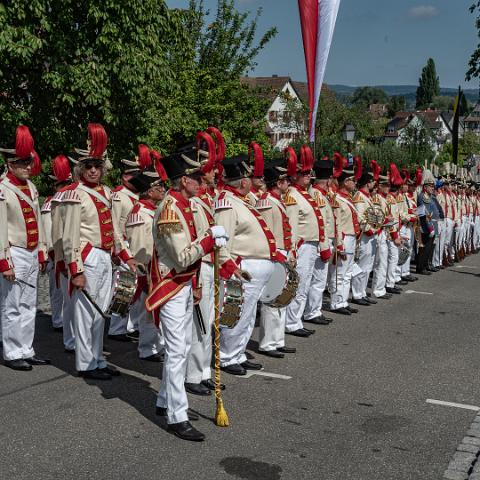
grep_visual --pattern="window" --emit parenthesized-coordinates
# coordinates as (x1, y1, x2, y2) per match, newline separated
(269, 110, 278, 122)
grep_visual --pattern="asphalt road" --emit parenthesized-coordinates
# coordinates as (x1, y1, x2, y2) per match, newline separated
(1, 256, 480, 480)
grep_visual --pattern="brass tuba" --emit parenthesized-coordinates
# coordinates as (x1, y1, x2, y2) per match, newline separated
(363, 205, 385, 230)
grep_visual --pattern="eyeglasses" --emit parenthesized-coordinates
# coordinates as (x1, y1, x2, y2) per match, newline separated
(11, 158, 33, 168)
(83, 160, 104, 170)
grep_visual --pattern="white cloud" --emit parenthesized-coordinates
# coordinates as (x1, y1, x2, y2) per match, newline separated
(408, 5, 439, 20)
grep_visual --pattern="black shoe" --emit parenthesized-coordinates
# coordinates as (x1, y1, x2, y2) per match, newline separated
(25, 356, 51, 366)
(426, 267, 436, 272)
(386, 287, 402, 294)
(127, 330, 139, 338)
(304, 315, 331, 325)
(402, 275, 417, 282)
(98, 366, 120, 376)
(141, 353, 164, 362)
(53, 326, 63, 333)
(241, 360, 263, 370)
(156, 407, 199, 421)
(4, 359, 32, 371)
(185, 382, 211, 396)
(286, 328, 311, 337)
(346, 306, 358, 313)
(302, 327, 315, 334)
(396, 280, 408, 285)
(201, 379, 225, 391)
(258, 349, 284, 358)
(107, 334, 131, 342)
(78, 369, 112, 380)
(351, 298, 370, 306)
(331, 307, 351, 315)
(375, 293, 392, 300)
(168, 421, 205, 442)
(416, 270, 432, 275)
(433, 267, 441, 272)
(277, 346, 296, 354)
(364, 297, 377, 305)
(64, 348, 75, 354)
(221, 364, 246, 376)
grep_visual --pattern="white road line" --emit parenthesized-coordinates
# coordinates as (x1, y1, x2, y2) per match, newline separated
(454, 265, 479, 269)
(426, 399, 480, 411)
(240, 371, 292, 380)
(405, 290, 433, 295)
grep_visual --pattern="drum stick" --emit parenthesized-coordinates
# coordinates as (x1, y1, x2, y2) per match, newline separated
(194, 304, 207, 335)
(15, 278, 36, 289)
(81, 289, 110, 321)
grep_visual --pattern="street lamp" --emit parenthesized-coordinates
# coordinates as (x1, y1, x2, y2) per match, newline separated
(465, 155, 475, 172)
(343, 123, 356, 153)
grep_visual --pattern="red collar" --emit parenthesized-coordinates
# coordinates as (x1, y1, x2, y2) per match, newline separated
(139, 199, 156, 210)
(6, 172, 27, 186)
(168, 189, 190, 209)
(292, 183, 308, 193)
(224, 185, 248, 201)
(313, 185, 328, 196)
(337, 189, 351, 199)
(81, 178, 101, 189)
(268, 190, 282, 201)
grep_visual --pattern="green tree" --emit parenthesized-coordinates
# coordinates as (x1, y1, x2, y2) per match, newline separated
(460, 131, 480, 159)
(467, 1, 480, 80)
(398, 118, 436, 165)
(351, 86, 388, 107)
(416, 58, 440, 108)
(387, 95, 406, 117)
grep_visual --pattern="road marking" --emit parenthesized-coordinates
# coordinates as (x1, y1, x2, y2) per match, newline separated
(454, 265, 479, 269)
(240, 371, 292, 380)
(405, 290, 433, 295)
(426, 398, 480, 411)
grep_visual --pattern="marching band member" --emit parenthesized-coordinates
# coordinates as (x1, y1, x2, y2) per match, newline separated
(256, 158, 297, 357)
(328, 154, 360, 315)
(0, 126, 49, 370)
(443, 176, 456, 266)
(246, 142, 266, 206)
(304, 155, 337, 324)
(145, 142, 226, 441)
(124, 166, 166, 362)
(185, 131, 225, 395)
(283, 147, 329, 334)
(62, 123, 121, 379)
(214, 153, 282, 373)
(350, 160, 378, 306)
(108, 145, 153, 341)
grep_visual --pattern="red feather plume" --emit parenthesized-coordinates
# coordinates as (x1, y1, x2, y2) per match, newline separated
(87, 123, 108, 158)
(284, 147, 297, 177)
(196, 131, 217, 173)
(300, 145, 314, 173)
(389, 163, 404, 186)
(15, 125, 35, 159)
(415, 167, 423, 187)
(137, 144, 152, 170)
(153, 153, 168, 182)
(206, 126, 226, 162)
(353, 156, 363, 181)
(249, 142, 264, 177)
(52, 155, 71, 182)
(30, 151, 42, 176)
(401, 168, 410, 183)
(370, 160, 381, 182)
(333, 152, 345, 178)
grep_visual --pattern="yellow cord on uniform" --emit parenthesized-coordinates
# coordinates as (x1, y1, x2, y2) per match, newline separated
(213, 247, 229, 427)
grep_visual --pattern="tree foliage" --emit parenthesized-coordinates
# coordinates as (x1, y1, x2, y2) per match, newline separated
(467, 1, 480, 80)
(351, 86, 388, 107)
(416, 58, 440, 108)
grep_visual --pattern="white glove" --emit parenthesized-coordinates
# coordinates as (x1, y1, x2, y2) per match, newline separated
(214, 237, 227, 247)
(210, 225, 229, 240)
(429, 231, 435, 238)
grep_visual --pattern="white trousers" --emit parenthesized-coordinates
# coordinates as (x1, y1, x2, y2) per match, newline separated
(0, 247, 38, 360)
(156, 281, 193, 424)
(385, 239, 399, 288)
(130, 289, 163, 359)
(433, 219, 446, 267)
(220, 259, 274, 366)
(445, 218, 455, 259)
(72, 248, 112, 371)
(398, 226, 413, 277)
(304, 240, 332, 320)
(186, 262, 214, 383)
(474, 216, 480, 249)
(285, 242, 318, 332)
(372, 231, 388, 297)
(351, 234, 376, 300)
(60, 273, 75, 350)
(329, 235, 356, 309)
(47, 260, 64, 328)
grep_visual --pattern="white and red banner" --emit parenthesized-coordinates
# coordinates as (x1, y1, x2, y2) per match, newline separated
(298, 0, 341, 142)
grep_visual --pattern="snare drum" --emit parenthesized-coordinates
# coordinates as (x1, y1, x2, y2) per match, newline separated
(218, 279, 243, 329)
(108, 269, 138, 316)
(260, 262, 299, 308)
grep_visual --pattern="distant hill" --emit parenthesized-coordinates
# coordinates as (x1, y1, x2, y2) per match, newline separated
(327, 84, 478, 105)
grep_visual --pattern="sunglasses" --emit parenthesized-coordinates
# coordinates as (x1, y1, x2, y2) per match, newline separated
(83, 160, 104, 170)
(11, 158, 33, 168)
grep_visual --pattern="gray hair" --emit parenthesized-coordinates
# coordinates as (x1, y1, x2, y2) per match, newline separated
(224, 179, 242, 189)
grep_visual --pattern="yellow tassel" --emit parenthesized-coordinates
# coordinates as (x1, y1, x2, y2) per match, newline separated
(215, 398, 229, 427)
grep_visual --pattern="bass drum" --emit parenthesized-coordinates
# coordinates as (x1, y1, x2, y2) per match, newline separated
(108, 268, 138, 317)
(260, 262, 299, 308)
(218, 279, 244, 329)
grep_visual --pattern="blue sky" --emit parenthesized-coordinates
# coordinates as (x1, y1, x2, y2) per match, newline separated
(167, 0, 479, 89)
